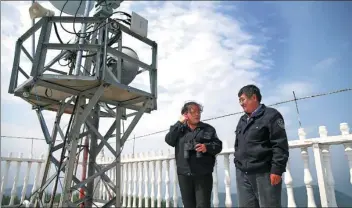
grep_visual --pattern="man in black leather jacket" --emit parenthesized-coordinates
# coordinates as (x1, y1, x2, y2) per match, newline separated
(165, 101, 222, 208)
(234, 85, 289, 207)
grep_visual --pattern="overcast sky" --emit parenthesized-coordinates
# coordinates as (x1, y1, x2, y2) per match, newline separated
(1, 0, 352, 199)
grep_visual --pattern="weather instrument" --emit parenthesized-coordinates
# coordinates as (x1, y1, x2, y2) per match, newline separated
(9, 0, 157, 207)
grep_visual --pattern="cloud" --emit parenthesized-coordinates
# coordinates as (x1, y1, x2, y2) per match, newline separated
(313, 57, 336, 71)
(1, 1, 336, 195)
(1, 1, 272, 159)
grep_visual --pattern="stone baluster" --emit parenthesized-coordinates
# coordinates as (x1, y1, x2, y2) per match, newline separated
(150, 151, 156, 208)
(104, 159, 109, 200)
(223, 141, 232, 208)
(319, 126, 337, 207)
(157, 150, 163, 208)
(104, 156, 109, 200)
(0, 152, 13, 205)
(298, 128, 316, 207)
(132, 154, 138, 207)
(173, 158, 178, 207)
(122, 155, 128, 207)
(100, 155, 106, 200)
(10, 153, 23, 205)
(284, 160, 296, 207)
(112, 157, 116, 198)
(30, 154, 44, 204)
(99, 175, 103, 200)
(212, 157, 219, 207)
(21, 153, 33, 203)
(127, 154, 133, 207)
(340, 123, 352, 185)
(119, 160, 122, 198)
(109, 157, 115, 199)
(144, 152, 150, 208)
(96, 150, 104, 200)
(49, 166, 57, 205)
(138, 153, 144, 207)
(164, 149, 171, 208)
(108, 157, 113, 199)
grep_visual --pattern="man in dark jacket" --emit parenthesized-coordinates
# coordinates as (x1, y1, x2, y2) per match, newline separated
(234, 85, 289, 207)
(165, 101, 222, 208)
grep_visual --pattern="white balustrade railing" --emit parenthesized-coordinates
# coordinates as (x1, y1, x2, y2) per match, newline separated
(1, 123, 352, 207)
(0, 153, 45, 206)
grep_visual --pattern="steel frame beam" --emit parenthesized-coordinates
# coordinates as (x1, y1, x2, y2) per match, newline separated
(9, 14, 157, 208)
(8, 16, 158, 111)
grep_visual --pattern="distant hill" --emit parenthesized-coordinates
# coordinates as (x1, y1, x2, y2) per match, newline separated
(281, 185, 352, 207)
(4, 184, 34, 198)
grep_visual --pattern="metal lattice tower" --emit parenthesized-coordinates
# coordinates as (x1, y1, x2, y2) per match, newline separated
(8, 1, 157, 207)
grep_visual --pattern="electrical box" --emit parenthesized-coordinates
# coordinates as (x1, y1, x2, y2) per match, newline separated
(130, 11, 148, 38)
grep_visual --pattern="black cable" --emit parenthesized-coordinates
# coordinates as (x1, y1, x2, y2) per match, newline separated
(49, 96, 80, 208)
(52, 0, 130, 78)
(54, 14, 124, 76)
(73, 0, 85, 39)
(44, 88, 52, 98)
(49, 146, 87, 206)
(58, 0, 130, 37)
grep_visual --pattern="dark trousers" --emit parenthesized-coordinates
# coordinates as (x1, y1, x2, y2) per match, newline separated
(236, 168, 282, 207)
(178, 174, 213, 208)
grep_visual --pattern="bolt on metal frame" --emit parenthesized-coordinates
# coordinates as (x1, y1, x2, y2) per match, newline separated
(8, 14, 158, 207)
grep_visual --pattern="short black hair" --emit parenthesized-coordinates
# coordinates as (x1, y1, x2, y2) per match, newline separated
(238, 84, 262, 102)
(181, 101, 203, 115)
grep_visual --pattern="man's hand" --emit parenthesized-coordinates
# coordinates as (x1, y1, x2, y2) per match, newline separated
(270, 174, 281, 186)
(179, 114, 188, 123)
(195, 144, 207, 153)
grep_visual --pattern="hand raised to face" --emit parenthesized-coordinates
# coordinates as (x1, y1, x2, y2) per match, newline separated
(179, 114, 189, 123)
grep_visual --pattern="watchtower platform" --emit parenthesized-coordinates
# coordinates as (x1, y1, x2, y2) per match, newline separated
(8, 15, 158, 207)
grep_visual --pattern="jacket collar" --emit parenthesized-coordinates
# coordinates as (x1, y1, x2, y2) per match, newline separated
(241, 104, 266, 121)
(185, 121, 207, 131)
(196, 121, 208, 129)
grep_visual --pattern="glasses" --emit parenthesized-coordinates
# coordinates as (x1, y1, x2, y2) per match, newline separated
(239, 98, 245, 104)
(239, 97, 252, 104)
(188, 110, 202, 115)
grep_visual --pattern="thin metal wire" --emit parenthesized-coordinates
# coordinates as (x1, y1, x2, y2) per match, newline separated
(292, 91, 302, 128)
(129, 87, 352, 140)
(2, 88, 351, 142)
(0, 136, 52, 141)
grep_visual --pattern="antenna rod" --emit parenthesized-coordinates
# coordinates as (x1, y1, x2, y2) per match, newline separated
(292, 91, 302, 128)
(74, 0, 93, 75)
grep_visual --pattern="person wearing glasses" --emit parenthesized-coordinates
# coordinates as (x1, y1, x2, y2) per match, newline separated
(234, 84, 289, 207)
(165, 101, 222, 208)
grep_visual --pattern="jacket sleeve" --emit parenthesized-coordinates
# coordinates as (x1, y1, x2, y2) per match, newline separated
(204, 129, 223, 155)
(165, 121, 184, 147)
(269, 112, 289, 176)
(234, 121, 241, 151)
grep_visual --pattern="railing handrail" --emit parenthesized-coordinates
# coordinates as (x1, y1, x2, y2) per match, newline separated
(94, 134, 352, 164)
(1, 123, 351, 208)
(1, 134, 351, 164)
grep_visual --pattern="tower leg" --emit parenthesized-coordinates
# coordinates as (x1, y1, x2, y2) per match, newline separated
(115, 107, 122, 207)
(33, 98, 74, 207)
(86, 104, 100, 207)
(59, 86, 106, 207)
(9, 12, 158, 207)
